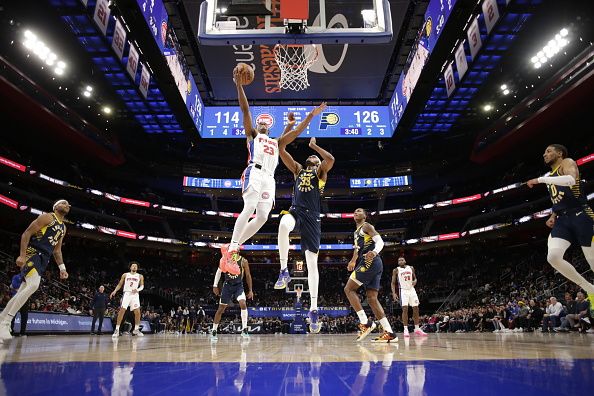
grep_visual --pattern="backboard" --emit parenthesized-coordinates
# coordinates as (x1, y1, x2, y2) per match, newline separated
(198, 0, 392, 45)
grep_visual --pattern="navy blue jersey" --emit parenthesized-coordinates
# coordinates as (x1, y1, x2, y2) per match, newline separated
(292, 169, 325, 214)
(224, 256, 245, 286)
(547, 166, 587, 212)
(354, 223, 376, 267)
(28, 213, 66, 255)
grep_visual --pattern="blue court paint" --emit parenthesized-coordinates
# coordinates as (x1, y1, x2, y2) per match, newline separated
(1, 359, 592, 395)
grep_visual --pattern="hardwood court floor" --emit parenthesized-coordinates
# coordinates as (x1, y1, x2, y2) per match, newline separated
(0, 333, 592, 395)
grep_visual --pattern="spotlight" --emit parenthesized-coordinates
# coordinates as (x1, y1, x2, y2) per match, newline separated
(54, 67, 64, 75)
(503, 89, 510, 95)
(483, 104, 492, 112)
(85, 85, 93, 92)
(500, 84, 507, 91)
(83, 90, 91, 97)
(102, 106, 112, 114)
(560, 28, 568, 37)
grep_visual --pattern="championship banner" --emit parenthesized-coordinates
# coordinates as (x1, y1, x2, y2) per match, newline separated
(482, 0, 500, 34)
(444, 62, 456, 97)
(126, 43, 140, 80)
(139, 64, 151, 98)
(93, 0, 111, 36)
(112, 18, 127, 60)
(454, 41, 468, 80)
(467, 16, 482, 60)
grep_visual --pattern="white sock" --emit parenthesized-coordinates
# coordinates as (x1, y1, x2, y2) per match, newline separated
(305, 250, 319, 311)
(212, 323, 219, 331)
(115, 325, 120, 331)
(414, 325, 420, 330)
(241, 309, 248, 329)
(356, 310, 368, 324)
(280, 259, 288, 271)
(229, 240, 240, 252)
(278, 214, 295, 271)
(404, 326, 409, 333)
(134, 325, 139, 332)
(379, 317, 393, 333)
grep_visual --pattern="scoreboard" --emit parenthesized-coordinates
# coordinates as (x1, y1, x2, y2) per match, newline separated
(201, 106, 392, 138)
(350, 176, 412, 189)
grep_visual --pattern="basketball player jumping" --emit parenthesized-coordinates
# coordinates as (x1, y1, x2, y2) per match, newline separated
(219, 65, 327, 275)
(111, 262, 145, 337)
(211, 254, 253, 339)
(0, 200, 70, 342)
(392, 257, 427, 337)
(344, 208, 397, 343)
(274, 137, 335, 333)
(527, 144, 594, 298)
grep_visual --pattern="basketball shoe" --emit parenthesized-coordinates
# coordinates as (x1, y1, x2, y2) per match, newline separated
(403, 328, 410, 338)
(309, 310, 321, 333)
(132, 329, 144, 337)
(356, 319, 377, 342)
(414, 328, 428, 337)
(219, 244, 241, 275)
(274, 269, 291, 289)
(0, 321, 12, 342)
(241, 328, 250, 338)
(371, 331, 398, 343)
(210, 329, 218, 341)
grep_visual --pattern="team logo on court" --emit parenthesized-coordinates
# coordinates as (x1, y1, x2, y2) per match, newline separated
(256, 113, 274, 129)
(319, 112, 340, 130)
(262, 192, 270, 199)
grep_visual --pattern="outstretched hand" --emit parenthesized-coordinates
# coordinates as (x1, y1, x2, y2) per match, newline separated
(311, 102, 327, 117)
(286, 112, 296, 128)
(309, 137, 317, 148)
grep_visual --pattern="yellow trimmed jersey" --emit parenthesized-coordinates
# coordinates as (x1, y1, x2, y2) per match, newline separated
(28, 213, 66, 255)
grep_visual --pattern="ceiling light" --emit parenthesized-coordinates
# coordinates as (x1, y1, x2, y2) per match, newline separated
(83, 90, 91, 97)
(57, 61, 66, 69)
(102, 106, 112, 114)
(503, 89, 510, 95)
(530, 56, 538, 63)
(483, 104, 492, 112)
(500, 84, 507, 91)
(24, 30, 36, 40)
(85, 85, 93, 92)
(560, 28, 568, 37)
(54, 67, 64, 75)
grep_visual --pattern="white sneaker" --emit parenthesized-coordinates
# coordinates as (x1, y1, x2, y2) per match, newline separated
(112, 331, 119, 338)
(133, 330, 144, 337)
(403, 329, 410, 338)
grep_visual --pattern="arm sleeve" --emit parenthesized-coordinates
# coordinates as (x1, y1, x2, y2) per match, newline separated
(213, 268, 222, 287)
(537, 174, 576, 186)
(372, 235, 384, 254)
(137, 284, 144, 292)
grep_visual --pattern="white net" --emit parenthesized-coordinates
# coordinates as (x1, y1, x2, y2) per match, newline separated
(274, 44, 319, 91)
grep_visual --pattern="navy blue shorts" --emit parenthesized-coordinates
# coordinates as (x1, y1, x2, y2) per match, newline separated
(350, 256, 383, 290)
(290, 206, 321, 254)
(551, 208, 594, 247)
(220, 282, 245, 305)
(22, 249, 50, 277)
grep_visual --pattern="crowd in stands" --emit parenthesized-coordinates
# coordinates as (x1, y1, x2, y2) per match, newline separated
(0, 233, 592, 335)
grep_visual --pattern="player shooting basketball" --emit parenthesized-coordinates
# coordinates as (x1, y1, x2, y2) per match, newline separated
(219, 63, 327, 275)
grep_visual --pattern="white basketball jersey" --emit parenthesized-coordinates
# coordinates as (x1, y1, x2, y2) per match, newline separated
(123, 272, 141, 293)
(247, 135, 279, 175)
(397, 266, 414, 291)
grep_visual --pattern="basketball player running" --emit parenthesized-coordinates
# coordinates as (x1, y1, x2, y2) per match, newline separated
(111, 262, 145, 337)
(211, 254, 253, 339)
(274, 137, 335, 333)
(0, 199, 70, 342)
(219, 66, 327, 275)
(527, 144, 594, 299)
(344, 208, 397, 343)
(392, 257, 427, 337)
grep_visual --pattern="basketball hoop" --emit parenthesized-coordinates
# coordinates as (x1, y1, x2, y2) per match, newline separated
(274, 44, 319, 91)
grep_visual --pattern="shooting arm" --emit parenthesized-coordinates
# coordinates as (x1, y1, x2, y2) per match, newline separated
(236, 82, 255, 138)
(279, 145, 302, 175)
(213, 268, 222, 287)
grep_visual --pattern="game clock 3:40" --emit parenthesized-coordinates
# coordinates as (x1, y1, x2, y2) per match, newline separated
(201, 106, 392, 138)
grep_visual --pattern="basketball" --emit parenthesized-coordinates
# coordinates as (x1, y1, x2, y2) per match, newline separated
(233, 62, 254, 85)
